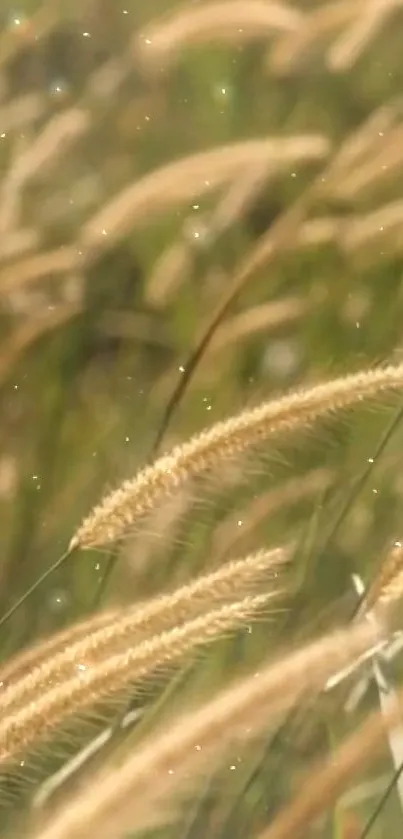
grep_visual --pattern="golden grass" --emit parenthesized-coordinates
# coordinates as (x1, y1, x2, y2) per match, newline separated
(205, 299, 307, 357)
(145, 100, 403, 453)
(0, 228, 39, 263)
(72, 362, 403, 549)
(0, 247, 79, 297)
(342, 199, 403, 253)
(258, 685, 403, 839)
(1, 2, 403, 837)
(333, 124, 403, 200)
(8, 108, 89, 187)
(79, 135, 329, 254)
(0, 607, 120, 692)
(0, 547, 286, 716)
(136, 1, 303, 68)
(0, 594, 269, 763)
(145, 160, 276, 308)
(269, 0, 358, 73)
(31, 620, 384, 839)
(212, 469, 332, 559)
(360, 539, 403, 615)
(328, 0, 401, 71)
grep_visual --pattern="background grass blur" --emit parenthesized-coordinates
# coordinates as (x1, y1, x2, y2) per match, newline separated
(2, 0, 403, 836)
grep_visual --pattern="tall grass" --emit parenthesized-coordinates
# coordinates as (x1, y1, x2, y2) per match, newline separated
(1, 1, 403, 838)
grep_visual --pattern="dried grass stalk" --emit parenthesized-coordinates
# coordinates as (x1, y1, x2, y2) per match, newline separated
(360, 540, 403, 615)
(333, 125, 403, 199)
(0, 595, 269, 762)
(269, 0, 359, 74)
(0, 229, 39, 263)
(212, 469, 332, 559)
(234, 104, 403, 290)
(0, 94, 46, 134)
(329, 99, 403, 174)
(149, 106, 397, 449)
(0, 247, 79, 297)
(142, 116, 382, 449)
(0, 306, 79, 387)
(0, 607, 120, 692)
(32, 621, 384, 839)
(292, 217, 339, 248)
(10, 109, 89, 186)
(80, 136, 329, 253)
(206, 299, 306, 356)
(145, 161, 278, 307)
(0, 548, 286, 716)
(328, 0, 401, 71)
(258, 690, 403, 839)
(342, 200, 403, 252)
(73, 361, 403, 549)
(137, 0, 303, 67)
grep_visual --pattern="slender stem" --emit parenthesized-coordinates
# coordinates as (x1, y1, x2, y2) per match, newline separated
(0, 546, 75, 631)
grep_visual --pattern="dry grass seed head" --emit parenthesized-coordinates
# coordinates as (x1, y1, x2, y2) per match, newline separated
(0, 248, 79, 299)
(360, 539, 403, 616)
(145, 160, 278, 308)
(0, 607, 121, 694)
(342, 199, 403, 254)
(79, 135, 329, 254)
(0, 547, 287, 717)
(72, 362, 403, 549)
(327, 0, 402, 72)
(0, 594, 270, 763)
(31, 620, 385, 839)
(136, 1, 303, 69)
(8, 109, 89, 188)
(332, 124, 403, 200)
(269, 0, 360, 75)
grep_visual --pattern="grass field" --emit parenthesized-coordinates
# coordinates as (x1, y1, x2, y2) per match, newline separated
(1, 1, 403, 837)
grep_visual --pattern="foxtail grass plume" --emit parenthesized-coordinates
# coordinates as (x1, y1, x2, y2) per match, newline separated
(0, 607, 120, 695)
(360, 539, 403, 616)
(0, 594, 269, 763)
(80, 135, 329, 254)
(0, 547, 286, 716)
(136, 1, 303, 68)
(269, 0, 358, 75)
(31, 620, 385, 839)
(72, 362, 403, 550)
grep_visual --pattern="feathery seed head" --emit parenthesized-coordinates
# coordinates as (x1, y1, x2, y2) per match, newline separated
(72, 362, 403, 550)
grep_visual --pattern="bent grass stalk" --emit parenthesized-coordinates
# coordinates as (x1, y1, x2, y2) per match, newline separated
(0, 594, 269, 763)
(0, 547, 287, 716)
(31, 620, 385, 839)
(72, 362, 403, 550)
